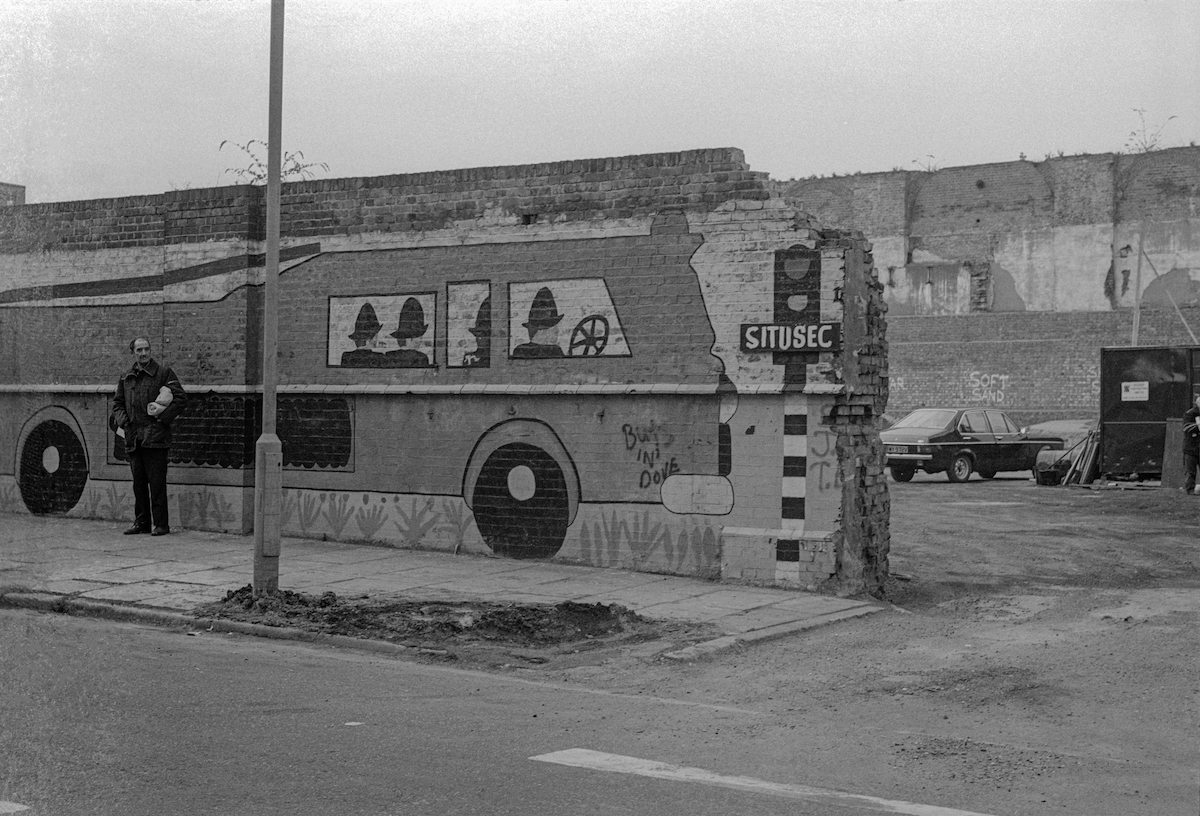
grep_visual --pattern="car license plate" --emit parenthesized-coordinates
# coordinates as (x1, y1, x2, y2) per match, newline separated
(886, 445, 906, 454)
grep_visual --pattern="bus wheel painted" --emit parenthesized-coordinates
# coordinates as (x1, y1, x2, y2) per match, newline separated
(471, 442, 570, 559)
(568, 314, 609, 356)
(19, 419, 89, 515)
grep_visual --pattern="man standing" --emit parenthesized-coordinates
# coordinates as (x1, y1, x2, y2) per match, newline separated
(1183, 391, 1200, 496)
(111, 337, 187, 535)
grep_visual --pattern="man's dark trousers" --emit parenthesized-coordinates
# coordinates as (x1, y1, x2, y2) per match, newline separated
(129, 447, 170, 530)
(1185, 449, 1199, 493)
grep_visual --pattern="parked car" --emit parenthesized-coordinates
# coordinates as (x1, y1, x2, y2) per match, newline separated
(882, 408, 1064, 483)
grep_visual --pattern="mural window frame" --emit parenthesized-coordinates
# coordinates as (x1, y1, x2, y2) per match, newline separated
(446, 280, 493, 369)
(326, 292, 438, 369)
(506, 278, 632, 360)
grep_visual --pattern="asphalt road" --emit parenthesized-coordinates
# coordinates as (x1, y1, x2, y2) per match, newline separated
(1, 610, 999, 816)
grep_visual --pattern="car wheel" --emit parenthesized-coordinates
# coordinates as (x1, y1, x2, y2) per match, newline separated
(977, 469, 996, 479)
(889, 464, 916, 482)
(947, 453, 973, 483)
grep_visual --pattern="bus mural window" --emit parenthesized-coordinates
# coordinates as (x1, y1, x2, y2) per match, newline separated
(327, 293, 436, 369)
(448, 282, 491, 368)
(508, 279, 631, 359)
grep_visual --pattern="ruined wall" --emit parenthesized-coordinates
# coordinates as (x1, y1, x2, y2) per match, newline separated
(0, 148, 890, 596)
(781, 146, 1200, 421)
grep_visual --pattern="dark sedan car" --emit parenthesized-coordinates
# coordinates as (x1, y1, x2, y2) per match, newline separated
(882, 407, 1064, 482)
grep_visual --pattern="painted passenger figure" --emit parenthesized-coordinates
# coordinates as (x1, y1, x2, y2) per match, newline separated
(512, 287, 565, 358)
(384, 297, 431, 367)
(462, 296, 491, 367)
(339, 302, 387, 367)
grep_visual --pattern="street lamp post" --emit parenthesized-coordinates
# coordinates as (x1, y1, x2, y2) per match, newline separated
(253, 0, 285, 595)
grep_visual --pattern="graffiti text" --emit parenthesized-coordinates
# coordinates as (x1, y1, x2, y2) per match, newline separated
(967, 371, 1010, 404)
(623, 421, 679, 489)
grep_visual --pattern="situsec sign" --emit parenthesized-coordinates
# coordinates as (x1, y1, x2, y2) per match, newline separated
(739, 323, 841, 353)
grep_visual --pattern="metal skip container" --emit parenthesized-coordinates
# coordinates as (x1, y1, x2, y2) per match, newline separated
(1099, 345, 1200, 479)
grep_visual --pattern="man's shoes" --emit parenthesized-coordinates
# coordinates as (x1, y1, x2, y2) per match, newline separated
(151, 526, 170, 537)
(123, 525, 150, 535)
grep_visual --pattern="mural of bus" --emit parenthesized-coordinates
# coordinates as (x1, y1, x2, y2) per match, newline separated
(1, 151, 888, 593)
(270, 214, 735, 562)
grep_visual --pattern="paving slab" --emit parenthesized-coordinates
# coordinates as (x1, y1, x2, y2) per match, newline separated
(0, 512, 887, 655)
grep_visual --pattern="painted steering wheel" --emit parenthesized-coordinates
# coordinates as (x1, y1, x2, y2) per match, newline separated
(568, 314, 610, 356)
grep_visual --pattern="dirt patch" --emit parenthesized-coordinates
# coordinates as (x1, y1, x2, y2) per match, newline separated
(193, 585, 709, 666)
(886, 477, 1200, 609)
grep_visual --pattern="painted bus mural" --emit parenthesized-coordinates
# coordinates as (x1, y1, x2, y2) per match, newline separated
(0, 150, 889, 593)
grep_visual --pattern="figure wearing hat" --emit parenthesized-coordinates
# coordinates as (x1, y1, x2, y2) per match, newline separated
(462, 296, 491, 368)
(340, 302, 388, 368)
(512, 287, 565, 359)
(383, 297, 431, 367)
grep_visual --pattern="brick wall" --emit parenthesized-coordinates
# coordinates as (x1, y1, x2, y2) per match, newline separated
(779, 146, 1200, 424)
(888, 306, 1200, 425)
(821, 231, 890, 595)
(0, 148, 890, 596)
(275, 148, 768, 239)
(1117, 147, 1200, 222)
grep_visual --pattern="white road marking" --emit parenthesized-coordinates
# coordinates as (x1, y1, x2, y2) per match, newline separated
(0, 802, 29, 814)
(530, 749, 1000, 816)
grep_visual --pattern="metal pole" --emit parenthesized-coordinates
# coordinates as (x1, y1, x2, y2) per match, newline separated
(253, 0, 284, 595)
(1131, 231, 1143, 346)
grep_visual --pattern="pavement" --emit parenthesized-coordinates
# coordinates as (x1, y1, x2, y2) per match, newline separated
(0, 513, 885, 660)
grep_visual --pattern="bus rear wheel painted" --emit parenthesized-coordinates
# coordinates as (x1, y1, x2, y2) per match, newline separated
(19, 419, 89, 515)
(471, 442, 570, 559)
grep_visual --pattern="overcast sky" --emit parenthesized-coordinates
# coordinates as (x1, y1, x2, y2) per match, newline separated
(2, 0, 1197, 204)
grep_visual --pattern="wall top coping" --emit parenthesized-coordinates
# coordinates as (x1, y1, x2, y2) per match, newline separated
(3, 147, 752, 212)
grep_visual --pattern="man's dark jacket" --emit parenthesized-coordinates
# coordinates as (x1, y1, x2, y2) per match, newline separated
(111, 359, 187, 451)
(1185, 405, 1200, 455)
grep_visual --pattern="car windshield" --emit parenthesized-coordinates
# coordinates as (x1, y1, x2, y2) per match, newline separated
(890, 409, 957, 430)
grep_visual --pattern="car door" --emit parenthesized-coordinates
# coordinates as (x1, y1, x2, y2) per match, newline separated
(986, 410, 1023, 471)
(958, 409, 999, 472)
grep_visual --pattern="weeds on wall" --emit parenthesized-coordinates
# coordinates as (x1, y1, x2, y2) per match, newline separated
(220, 140, 329, 185)
(1125, 109, 1176, 154)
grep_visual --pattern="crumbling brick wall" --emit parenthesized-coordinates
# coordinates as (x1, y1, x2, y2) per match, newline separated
(810, 230, 890, 596)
